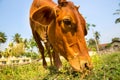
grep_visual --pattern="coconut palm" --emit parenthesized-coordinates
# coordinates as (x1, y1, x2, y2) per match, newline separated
(26, 36, 37, 52)
(113, 3, 120, 24)
(13, 33, 22, 43)
(94, 31, 101, 44)
(0, 32, 7, 44)
(0, 32, 7, 55)
(94, 31, 100, 53)
(10, 33, 26, 57)
(23, 36, 39, 58)
(86, 23, 96, 30)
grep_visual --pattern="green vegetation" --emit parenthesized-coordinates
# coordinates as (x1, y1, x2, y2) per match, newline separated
(0, 32, 7, 44)
(0, 32, 39, 58)
(0, 52, 120, 80)
(113, 3, 120, 24)
(87, 52, 120, 80)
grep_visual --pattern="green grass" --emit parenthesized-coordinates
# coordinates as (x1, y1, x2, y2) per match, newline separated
(0, 52, 120, 80)
(86, 52, 120, 80)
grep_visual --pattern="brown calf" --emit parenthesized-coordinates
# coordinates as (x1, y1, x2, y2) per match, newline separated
(30, 0, 92, 72)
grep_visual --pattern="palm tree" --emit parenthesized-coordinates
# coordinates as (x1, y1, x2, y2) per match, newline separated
(29, 37, 37, 49)
(86, 23, 96, 30)
(23, 36, 39, 58)
(94, 31, 101, 44)
(113, 3, 120, 24)
(27, 36, 37, 52)
(0, 32, 7, 44)
(10, 33, 26, 57)
(13, 33, 22, 43)
(86, 23, 100, 52)
(94, 31, 100, 53)
(0, 32, 7, 55)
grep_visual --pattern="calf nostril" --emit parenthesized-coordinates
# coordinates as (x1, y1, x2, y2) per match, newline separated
(84, 62, 89, 70)
(80, 61, 93, 71)
(84, 62, 93, 71)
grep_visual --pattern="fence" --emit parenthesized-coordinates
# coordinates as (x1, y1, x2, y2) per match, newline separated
(0, 56, 31, 65)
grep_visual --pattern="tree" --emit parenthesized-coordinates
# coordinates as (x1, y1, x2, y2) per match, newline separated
(113, 3, 120, 24)
(5, 33, 25, 57)
(94, 31, 101, 44)
(93, 31, 100, 53)
(23, 36, 39, 59)
(86, 24, 100, 52)
(25, 36, 37, 52)
(86, 23, 96, 30)
(87, 38, 96, 46)
(0, 32, 7, 44)
(29, 37, 37, 50)
(112, 37, 120, 42)
(13, 33, 22, 43)
(87, 38, 96, 51)
(0, 32, 7, 52)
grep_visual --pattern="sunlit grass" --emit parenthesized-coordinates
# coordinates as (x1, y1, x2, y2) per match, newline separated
(0, 52, 120, 80)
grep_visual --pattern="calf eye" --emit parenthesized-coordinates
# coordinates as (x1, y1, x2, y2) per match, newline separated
(63, 19, 71, 25)
(61, 18, 77, 33)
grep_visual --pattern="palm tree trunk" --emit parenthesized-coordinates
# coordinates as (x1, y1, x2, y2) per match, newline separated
(94, 37, 99, 53)
(92, 29, 99, 53)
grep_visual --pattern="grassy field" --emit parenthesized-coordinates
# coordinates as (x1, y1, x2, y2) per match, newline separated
(0, 52, 120, 80)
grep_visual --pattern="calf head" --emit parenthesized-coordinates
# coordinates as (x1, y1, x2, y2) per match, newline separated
(32, 0, 92, 72)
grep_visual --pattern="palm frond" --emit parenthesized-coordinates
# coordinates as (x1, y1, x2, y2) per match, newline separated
(115, 18, 120, 24)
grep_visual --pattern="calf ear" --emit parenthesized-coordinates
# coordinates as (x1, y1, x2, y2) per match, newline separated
(79, 14, 87, 36)
(32, 6, 56, 25)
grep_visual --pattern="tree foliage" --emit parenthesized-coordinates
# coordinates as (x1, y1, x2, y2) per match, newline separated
(112, 37, 120, 42)
(87, 38, 96, 51)
(0, 32, 7, 44)
(12, 33, 22, 43)
(25, 36, 37, 52)
(113, 3, 120, 24)
(86, 23, 96, 30)
(94, 31, 101, 44)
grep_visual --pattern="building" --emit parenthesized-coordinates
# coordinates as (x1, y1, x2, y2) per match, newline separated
(99, 40, 120, 53)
